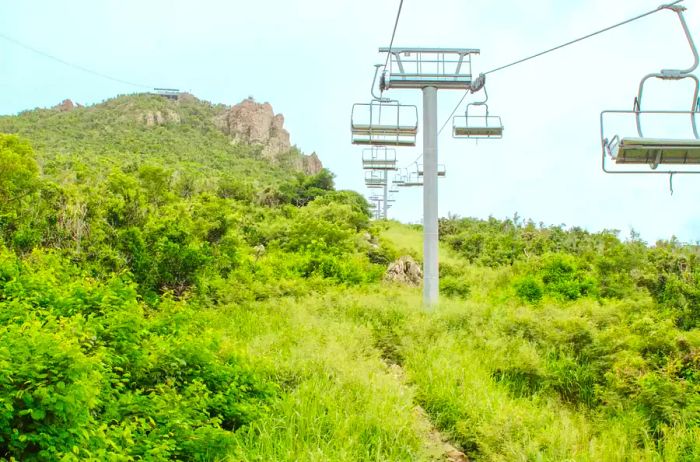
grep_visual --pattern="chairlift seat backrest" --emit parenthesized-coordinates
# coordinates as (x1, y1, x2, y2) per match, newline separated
(351, 101, 418, 147)
(365, 170, 387, 188)
(362, 147, 398, 170)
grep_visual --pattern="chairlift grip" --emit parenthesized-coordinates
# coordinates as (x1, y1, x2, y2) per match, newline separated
(371, 64, 392, 102)
(469, 73, 486, 93)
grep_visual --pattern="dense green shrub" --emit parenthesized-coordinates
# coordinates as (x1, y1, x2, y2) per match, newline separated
(440, 275, 471, 299)
(514, 275, 544, 303)
(0, 247, 276, 460)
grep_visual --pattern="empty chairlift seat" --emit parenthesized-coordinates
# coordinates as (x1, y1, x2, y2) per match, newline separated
(453, 115, 504, 138)
(397, 170, 424, 187)
(601, 109, 700, 171)
(453, 87, 504, 139)
(351, 100, 418, 147)
(606, 135, 700, 167)
(600, 3, 700, 172)
(362, 147, 398, 170)
(365, 171, 387, 188)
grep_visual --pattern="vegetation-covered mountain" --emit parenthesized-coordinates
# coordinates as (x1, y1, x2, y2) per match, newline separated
(0, 94, 699, 461)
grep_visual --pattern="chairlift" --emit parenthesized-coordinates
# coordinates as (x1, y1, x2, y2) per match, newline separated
(417, 163, 446, 177)
(365, 170, 387, 188)
(397, 171, 424, 187)
(601, 4, 700, 173)
(362, 147, 398, 170)
(453, 85, 504, 139)
(351, 65, 419, 147)
(352, 99, 419, 147)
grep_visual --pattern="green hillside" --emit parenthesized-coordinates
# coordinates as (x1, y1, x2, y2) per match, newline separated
(0, 94, 699, 461)
(0, 94, 307, 190)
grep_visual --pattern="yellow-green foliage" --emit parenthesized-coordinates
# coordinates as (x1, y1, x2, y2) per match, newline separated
(1, 95, 700, 461)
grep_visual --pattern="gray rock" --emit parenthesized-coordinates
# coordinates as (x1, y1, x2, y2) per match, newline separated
(384, 256, 423, 286)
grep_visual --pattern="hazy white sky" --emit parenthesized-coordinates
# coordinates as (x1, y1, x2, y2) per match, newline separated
(1, 0, 699, 242)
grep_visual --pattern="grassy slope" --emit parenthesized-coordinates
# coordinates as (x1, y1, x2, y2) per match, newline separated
(2, 95, 698, 461)
(381, 221, 462, 266)
(217, 221, 676, 461)
(0, 97, 450, 461)
(372, 222, 700, 462)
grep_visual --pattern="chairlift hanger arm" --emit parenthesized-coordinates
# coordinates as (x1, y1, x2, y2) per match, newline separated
(634, 74, 699, 138)
(660, 4, 698, 77)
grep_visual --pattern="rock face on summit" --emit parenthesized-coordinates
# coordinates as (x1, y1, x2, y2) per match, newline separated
(216, 98, 322, 174)
(216, 98, 290, 159)
(53, 99, 77, 112)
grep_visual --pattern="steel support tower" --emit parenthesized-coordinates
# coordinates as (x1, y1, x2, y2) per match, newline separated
(379, 47, 480, 308)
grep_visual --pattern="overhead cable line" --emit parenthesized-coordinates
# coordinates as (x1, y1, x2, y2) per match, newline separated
(383, 0, 405, 75)
(404, 151, 424, 170)
(438, 0, 686, 134)
(0, 32, 153, 89)
(377, 0, 405, 195)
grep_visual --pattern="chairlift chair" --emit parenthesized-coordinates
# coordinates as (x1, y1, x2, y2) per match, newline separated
(601, 4, 700, 173)
(397, 171, 424, 187)
(351, 99, 418, 147)
(453, 86, 504, 139)
(362, 147, 398, 170)
(351, 64, 419, 147)
(365, 170, 387, 188)
(392, 169, 408, 185)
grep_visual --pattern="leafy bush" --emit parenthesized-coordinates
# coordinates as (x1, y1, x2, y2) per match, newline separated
(514, 275, 544, 303)
(440, 275, 471, 299)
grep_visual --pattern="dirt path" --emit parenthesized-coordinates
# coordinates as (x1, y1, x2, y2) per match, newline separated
(387, 363, 469, 462)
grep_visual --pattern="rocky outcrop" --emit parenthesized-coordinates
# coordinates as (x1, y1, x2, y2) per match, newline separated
(283, 151, 324, 175)
(384, 256, 423, 286)
(54, 99, 76, 112)
(215, 98, 323, 173)
(142, 110, 181, 126)
(301, 152, 323, 175)
(216, 98, 290, 160)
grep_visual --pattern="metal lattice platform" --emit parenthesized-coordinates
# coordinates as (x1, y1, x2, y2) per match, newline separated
(379, 48, 480, 90)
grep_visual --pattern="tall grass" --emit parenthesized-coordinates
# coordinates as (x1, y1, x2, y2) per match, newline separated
(203, 298, 430, 461)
